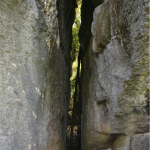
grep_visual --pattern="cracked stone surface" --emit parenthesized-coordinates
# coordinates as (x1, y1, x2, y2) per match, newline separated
(0, 0, 74, 149)
(80, 0, 149, 149)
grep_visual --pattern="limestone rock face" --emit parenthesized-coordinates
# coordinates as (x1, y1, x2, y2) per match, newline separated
(0, 0, 73, 150)
(80, 0, 149, 149)
(92, 1, 111, 53)
(129, 133, 150, 150)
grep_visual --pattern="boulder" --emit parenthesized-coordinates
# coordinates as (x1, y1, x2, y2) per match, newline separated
(0, 0, 73, 149)
(80, 0, 149, 149)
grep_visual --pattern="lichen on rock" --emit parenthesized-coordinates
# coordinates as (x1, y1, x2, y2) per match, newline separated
(80, 0, 150, 149)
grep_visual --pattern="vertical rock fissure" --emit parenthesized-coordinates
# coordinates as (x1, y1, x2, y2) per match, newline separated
(0, 0, 149, 150)
(69, 48, 82, 150)
(67, 0, 107, 149)
(66, 1, 83, 149)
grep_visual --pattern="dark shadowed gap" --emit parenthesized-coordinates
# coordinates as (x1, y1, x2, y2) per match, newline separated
(69, 48, 82, 150)
(66, 0, 121, 149)
(66, 1, 82, 150)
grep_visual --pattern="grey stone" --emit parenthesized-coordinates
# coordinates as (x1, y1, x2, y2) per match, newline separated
(80, 0, 150, 149)
(91, 0, 111, 53)
(0, 0, 74, 149)
(129, 133, 150, 150)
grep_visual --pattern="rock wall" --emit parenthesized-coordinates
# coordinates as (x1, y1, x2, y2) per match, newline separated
(80, 0, 150, 149)
(0, 0, 75, 149)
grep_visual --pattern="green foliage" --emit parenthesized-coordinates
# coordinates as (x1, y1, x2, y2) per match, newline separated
(70, 2, 81, 96)
(68, 1, 81, 124)
(71, 2, 81, 64)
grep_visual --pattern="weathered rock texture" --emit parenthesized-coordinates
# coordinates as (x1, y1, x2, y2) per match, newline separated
(80, 0, 150, 149)
(0, 0, 75, 149)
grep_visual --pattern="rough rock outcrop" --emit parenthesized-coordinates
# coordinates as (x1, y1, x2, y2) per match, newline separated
(80, 0, 149, 149)
(0, 0, 75, 149)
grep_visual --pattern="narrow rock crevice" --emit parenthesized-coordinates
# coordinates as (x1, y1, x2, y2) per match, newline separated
(0, 0, 149, 150)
